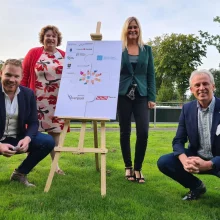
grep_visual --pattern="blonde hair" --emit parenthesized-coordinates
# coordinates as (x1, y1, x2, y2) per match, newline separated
(121, 16, 145, 51)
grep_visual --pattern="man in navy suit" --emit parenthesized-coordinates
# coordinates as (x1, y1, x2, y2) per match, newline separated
(157, 69, 220, 200)
(0, 59, 55, 187)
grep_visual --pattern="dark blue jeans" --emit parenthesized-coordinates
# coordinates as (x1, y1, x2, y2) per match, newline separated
(118, 94, 149, 170)
(1, 132, 55, 174)
(157, 149, 220, 190)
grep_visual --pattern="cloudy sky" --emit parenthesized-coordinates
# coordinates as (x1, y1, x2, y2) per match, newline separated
(1, 0, 220, 69)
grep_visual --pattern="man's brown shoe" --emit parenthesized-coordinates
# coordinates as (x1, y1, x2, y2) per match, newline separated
(10, 169, 35, 187)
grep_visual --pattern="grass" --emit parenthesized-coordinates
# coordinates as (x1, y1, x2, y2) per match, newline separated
(70, 122, 178, 129)
(0, 130, 219, 220)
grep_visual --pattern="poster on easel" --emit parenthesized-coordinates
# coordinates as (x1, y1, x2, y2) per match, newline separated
(55, 41, 122, 119)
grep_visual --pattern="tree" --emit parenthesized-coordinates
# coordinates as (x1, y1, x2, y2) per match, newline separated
(0, 60, 4, 70)
(147, 34, 206, 101)
(156, 81, 180, 102)
(210, 68, 220, 98)
(148, 36, 176, 101)
(199, 16, 220, 54)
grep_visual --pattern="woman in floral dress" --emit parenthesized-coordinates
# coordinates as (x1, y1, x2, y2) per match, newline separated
(21, 25, 65, 174)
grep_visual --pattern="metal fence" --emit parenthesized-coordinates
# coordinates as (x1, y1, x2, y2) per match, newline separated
(71, 103, 184, 124)
(151, 106, 182, 124)
(127, 105, 183, 124)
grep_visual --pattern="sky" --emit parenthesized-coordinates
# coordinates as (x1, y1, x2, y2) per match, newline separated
(0, 0, 220, 70)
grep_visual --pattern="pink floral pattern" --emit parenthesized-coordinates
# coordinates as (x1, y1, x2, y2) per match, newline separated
(35, 51, 64, 132)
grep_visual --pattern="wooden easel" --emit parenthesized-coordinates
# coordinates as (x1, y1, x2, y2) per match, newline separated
(44, 22, 109, 196)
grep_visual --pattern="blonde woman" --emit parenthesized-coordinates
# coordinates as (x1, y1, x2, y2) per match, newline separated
(118, 17, 156, 183)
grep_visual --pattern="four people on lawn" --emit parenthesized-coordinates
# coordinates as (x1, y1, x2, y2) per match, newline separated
(0, 59, 55, 187)
(0, 22, 219, 202)
(158, 69, 220, 200)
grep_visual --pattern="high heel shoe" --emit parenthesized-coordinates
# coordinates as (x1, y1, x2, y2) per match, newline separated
(55, 168, 65, 175)
(125, 167, 135, 181)
(134, 170, 145, 183)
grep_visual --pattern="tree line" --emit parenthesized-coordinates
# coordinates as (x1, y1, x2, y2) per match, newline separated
(1, 17, 219, 102)
(147, 16, 220, 102)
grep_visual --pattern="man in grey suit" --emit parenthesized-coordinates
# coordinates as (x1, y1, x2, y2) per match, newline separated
(157, 69, 220, 200)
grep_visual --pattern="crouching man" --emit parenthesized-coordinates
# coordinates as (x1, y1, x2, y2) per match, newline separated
(157, 69, 220, 200)
(0, 59, 55, 187)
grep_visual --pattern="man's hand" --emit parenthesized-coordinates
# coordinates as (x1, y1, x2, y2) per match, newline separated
(17, 136, 31, 153)
(188, 156, 212, 172)
(178, 154, 199, 173)
(0, 143, 16, 157)
(179, 154, 212, 173)
(183, 158, 200, 173)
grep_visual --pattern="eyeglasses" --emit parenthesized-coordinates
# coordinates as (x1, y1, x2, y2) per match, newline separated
(128, 25, 138, 30)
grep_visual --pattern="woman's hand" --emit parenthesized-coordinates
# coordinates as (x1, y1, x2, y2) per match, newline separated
(148, 101, 156, 109)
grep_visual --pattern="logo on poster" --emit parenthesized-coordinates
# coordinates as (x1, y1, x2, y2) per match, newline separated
(95, 96, 116, 100)
(97, 55, 117, 61)
(97, 55, 103, 60)
(76, 53, 86, 56)
(77, 65, 90, 67)
(67, 56, 74, 60)
(79, 70, 102, 85)
(76, 48, 92, 51)
(79, 43, 93, 46)
(96, 96, 108, 100)
(68, 94, 84, 101)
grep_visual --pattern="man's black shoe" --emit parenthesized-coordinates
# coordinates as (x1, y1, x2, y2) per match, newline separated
(182, 182, 206, 201)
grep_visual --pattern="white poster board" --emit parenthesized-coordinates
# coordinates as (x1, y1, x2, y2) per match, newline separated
(55, 41, 122, 119)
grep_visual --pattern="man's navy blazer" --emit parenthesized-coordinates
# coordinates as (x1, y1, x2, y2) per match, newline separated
(172, 97, 220, 170)
(0, 85, 39, 140)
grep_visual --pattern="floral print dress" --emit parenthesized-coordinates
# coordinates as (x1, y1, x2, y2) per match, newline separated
(35, 51, 64, 133)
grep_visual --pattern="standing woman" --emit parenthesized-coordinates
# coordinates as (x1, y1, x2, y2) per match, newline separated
(118, 17, 156, 183)
(21, 25, 65, 175)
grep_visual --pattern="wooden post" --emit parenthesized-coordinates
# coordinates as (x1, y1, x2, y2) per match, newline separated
(90, 22, 107, 196)
(100, 121, 106, 196)
(93, 121, 100, 171)
(90, 21, 102, 40)
(44, 119, 70, 192)
(91, 22, 103, 171)
(44, 118, 108, 195)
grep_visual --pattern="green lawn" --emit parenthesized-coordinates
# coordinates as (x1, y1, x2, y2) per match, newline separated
(70, 122, 178, 129)
(0, 130, 219, 220)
